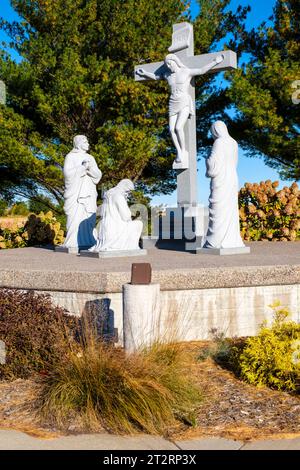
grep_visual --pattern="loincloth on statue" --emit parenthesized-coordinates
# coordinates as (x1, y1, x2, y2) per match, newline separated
(169, 92, 194, 117)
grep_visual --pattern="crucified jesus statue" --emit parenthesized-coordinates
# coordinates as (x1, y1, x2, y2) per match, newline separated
(136, 53, 224, 164)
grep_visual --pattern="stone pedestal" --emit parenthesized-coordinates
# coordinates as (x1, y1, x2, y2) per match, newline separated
(150, 205, 208, 250)
(54, 246, 79, 254)
(80, 249, 147, 259)
(196, 246, 251, 256)
(123, 283, 161, 353)
(140, 236, 159, 249)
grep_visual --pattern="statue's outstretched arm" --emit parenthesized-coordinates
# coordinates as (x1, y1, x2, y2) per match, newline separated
(189, 54, 225, 77)
(135, 68, 161, 80)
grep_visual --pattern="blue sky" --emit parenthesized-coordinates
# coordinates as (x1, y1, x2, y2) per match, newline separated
(0, 0, 286, 206)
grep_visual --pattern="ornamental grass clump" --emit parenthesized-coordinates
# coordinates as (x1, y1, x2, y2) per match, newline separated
(238, 304, 300, 392)
(239, 180, 300, 241)
(39, 335, 202, 434)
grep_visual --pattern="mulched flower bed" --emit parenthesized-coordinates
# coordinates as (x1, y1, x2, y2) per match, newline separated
(0, 343, 300, 441)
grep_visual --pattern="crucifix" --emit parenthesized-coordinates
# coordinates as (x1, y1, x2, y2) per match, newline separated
(134, 22, 237, 226)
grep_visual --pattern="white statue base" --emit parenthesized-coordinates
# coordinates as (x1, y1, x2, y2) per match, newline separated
(150, 205, 208, 249)
(80, 249, 147, 259)
(140, 236, 159, 249)
(172, 151, 189, 170)
(196, 246, 250, 256)
(55, 246, 82, 254)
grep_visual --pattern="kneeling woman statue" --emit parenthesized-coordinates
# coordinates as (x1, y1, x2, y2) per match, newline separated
(89, 179, 143, 252)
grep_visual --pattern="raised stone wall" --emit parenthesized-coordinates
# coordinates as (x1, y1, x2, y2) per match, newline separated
(40, 283, 299, 345)
(1, 244, 299, 345)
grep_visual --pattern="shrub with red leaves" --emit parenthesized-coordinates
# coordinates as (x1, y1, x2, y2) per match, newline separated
(0, 289, 78, 380)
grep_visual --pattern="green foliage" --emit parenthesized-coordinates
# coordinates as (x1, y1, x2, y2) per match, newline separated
(25, 211, 65, 246)
(0, 199, 8, 216)
(239, 180, 300, 241)
(227, 0, 300, 180)
(28, 195, 56, 214)
(198, 329, 245, 377)
(0, 210, 65, 249)
(0, 289, 78, 380)
(7, 201, 29, 216)
(238, 304, 300, 392)
(203, 304, 300, 393)
(0, 0, 249, 204)
(39, 339, 202, 434)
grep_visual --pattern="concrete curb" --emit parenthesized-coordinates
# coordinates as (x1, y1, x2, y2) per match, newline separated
(0, 430, 300, 450)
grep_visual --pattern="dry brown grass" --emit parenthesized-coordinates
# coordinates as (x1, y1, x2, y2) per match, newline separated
(38, 337, 202, 435)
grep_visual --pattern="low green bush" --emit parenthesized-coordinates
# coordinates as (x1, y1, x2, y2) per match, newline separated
(206, 304, 300, 393)
(0, 289, 78, 380)
(238, 304, 300, 392)
(198, 330, 246, 377)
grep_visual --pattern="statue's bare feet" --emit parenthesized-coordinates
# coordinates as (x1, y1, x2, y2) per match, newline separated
(175, 156, 182, 163)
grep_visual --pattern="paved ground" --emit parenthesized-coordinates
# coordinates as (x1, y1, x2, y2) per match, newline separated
(0, 429, 300, 450)
(0, 242, 299, 293)
(1, 242, 300, 272)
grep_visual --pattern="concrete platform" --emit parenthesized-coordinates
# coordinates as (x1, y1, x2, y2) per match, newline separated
(0, 242, 299, 344)
(196, 247, 251, 256)
(54, 246, 79, 254)
(0, 242, 299, 293)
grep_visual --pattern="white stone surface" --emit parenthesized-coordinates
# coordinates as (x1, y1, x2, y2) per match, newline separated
(152, 205, 208, 241)
(54, 246, 79, 254)
(42, 284, 299, 347)
(123, 283, 161, 352)
(202, 121, 245, 250)
(141, 236, 159, 249)
(90, 179, 143, 252)
(62, 135, 102, 250)
(81, 249, 147, 258)
(159, 285, 299, 341)
(196, 247, 250, 256)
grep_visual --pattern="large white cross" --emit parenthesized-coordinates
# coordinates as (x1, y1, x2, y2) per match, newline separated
(134, 22, 237, 215)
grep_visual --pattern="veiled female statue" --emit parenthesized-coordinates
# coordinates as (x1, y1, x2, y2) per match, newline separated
(90, 179, 143, 252)
(203, 121, 245, 249)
